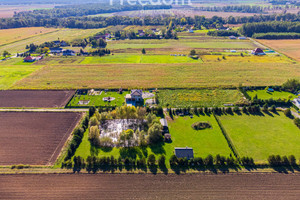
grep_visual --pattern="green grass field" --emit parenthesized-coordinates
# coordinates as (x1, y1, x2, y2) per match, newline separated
(67, 91, 130, 107)
(219, 112, 300, 163)
(72, 115, 232, 168)
(157, 89, 243, 107)
(247, 90, 297, 100)
(81, 55, 202, 64)
(11, 62, 300, 89)
(0, 65, 43, 89)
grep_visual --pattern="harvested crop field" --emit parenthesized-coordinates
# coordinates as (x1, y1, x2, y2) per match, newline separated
(0, 90, 75, 108)
(0, 112, 82, 165)
(258, 39, 300, 62)
(0, 173, 299, 199)
(11, 63, 300, 89)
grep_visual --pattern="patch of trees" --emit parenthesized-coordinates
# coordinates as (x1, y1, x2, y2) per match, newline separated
(252, 32, 300, 39)
(240, 21, 300, 37)
(207, 30, 240, 37)
(196, 5, 265, 13)
(268, 155, 297, 167)
(294, 118, 300, 129)
(282, 79, 300, 93)
(14, 3, 172, 19)
(64, 115, 89, 161)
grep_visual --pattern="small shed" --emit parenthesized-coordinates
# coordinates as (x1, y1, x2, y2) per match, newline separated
(23, 56, 36, 62)
(267, 88, 274, 92)
(229, 35, 237, 39)
(252, 48, 265, 55)
(160, 118, 169, 134)
(175, 147, 194, 159)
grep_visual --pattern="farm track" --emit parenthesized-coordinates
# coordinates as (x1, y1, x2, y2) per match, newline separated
(0, 173, 299, 199)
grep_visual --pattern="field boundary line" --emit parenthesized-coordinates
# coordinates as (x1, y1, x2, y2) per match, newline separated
(213, 114, 240, 159)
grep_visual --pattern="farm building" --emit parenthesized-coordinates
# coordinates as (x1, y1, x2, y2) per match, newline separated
(238, 37, 247, 40)
(252, 48, 266, 55)
(23, 56, 43, 62)
(63, 49, 76, 56)
(50, 47, 63, 54)
(160, 118, 169, 134)
(175, 147, 194, 159)
(189, 29, 194, 33)
(125, 89, 144, 106)
(229, 36, 237, 39)
(23, 56, 36, 62)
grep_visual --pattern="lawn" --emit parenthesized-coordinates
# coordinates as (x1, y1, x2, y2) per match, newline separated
(11, 62, 300, 89)
(81, 55, 202, 64)
(247, 89, 297, 100)
(157, 89, 243, 107)
(218, 112, 300, 163)
(71, 115, 233, 168)
(0, 65, 43, 89)
(67, 91, 130, 107)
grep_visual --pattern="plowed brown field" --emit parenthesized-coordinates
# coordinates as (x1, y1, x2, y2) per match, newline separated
(0, 90, 75, 108)
(0, 112, 82, 165)
(0, 173, 299, 199)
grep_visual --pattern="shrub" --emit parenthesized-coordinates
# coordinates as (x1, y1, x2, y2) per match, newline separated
(147, 154, 156, 166)
(284, 108, 292, 118)
(191, 121, 212, 130)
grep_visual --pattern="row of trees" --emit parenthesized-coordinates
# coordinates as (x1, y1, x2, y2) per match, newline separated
(252, 32, 300, 39)
(268, 155, 297, 167)
(207, 30, 240, 37)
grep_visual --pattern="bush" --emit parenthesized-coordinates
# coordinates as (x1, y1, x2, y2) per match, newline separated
(158, 155, 166, 168)
(191, 121, 212, 130)
(284, 108, 292, 118)
(147, 154, 156, 166)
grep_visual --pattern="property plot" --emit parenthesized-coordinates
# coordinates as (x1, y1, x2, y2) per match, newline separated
(258, 39, 300, 62)
(218, 112, 300, 163)
(67, 91, 130, 107)
(201, 54, 292, 63)
(247, 89, 297, 100)
(0, 65, 43, 90)
(0, 112, 82, 165)
(157, 89, 244, 107)
(11, 62, 300, 89)
(0, 90, 75, 108)
(81, 55, 201, 64)
(164, 115, 233, 160)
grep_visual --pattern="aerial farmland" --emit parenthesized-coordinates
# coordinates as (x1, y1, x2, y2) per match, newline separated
(0, 0, 300, 198)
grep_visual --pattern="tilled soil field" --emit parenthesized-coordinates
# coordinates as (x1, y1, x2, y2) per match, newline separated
(0, 90, 75, 108)
(0, 112, 82, 165)
(0, 173, 299, 199)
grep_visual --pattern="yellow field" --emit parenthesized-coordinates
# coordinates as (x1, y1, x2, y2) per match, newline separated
(0, 27, 57, 46)
(10, 62, 300, 89)
(258, 39, 300, 62)
(201, 54, 293, 63)
(0, 28, 105, 53)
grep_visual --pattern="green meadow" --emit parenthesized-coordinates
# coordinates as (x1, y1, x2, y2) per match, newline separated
(247, 89, 297, 100)
(219, 112, 300, 163)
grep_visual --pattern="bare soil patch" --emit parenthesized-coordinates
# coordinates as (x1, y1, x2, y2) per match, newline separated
(0, 173, 299, 199)
(0, 112, 82, 165)
(0, 90, 75, 108)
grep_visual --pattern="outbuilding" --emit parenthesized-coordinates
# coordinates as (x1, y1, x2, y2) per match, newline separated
(174, 147, 194, 159)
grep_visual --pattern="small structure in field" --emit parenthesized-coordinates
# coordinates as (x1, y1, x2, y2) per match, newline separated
(238, 37, 247, 40)
(78, 100, 90, 105)
(103, 96, 115, 102)
(175, 147, 194, 159)
(160, 118, 169, 134)
(164, 133, 172, 142)
(23, 56, 36, 62)
(252, 48, 265, 55)
(229, 35, 237, 39)
(125, 89, 144, 106)
(267, 88, 274, 92)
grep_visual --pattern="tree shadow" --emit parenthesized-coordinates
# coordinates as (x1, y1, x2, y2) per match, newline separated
(149, 165, 158, 174)
(90, 145, 99, 156)
(149, 141, 166, 155)
(100, 146, 113, 153)
(120, 147, 143, 160)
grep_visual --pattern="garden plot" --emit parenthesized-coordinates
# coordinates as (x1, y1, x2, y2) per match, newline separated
(100, 119, 146, 143)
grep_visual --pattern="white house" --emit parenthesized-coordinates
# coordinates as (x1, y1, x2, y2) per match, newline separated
(125, 89, 144, 106)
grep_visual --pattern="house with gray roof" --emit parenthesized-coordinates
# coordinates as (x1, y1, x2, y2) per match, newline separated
(174, 147, 194, 159)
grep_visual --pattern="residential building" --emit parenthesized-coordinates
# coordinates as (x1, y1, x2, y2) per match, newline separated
(125, 89, 144, 106)
(63, 49, 76, 56)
